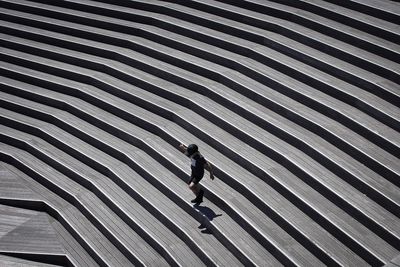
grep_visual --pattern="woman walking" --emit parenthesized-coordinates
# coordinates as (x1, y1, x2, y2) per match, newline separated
(179, 144, 214, 204)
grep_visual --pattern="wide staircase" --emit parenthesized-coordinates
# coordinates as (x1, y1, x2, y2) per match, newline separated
(0, 0, 399, 266)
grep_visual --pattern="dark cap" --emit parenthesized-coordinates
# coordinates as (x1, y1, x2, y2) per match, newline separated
(185, 144, 198, 157)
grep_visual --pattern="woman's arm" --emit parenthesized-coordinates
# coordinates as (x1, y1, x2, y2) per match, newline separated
(179, 143, 187, 154)
(205, 161, 214, 180)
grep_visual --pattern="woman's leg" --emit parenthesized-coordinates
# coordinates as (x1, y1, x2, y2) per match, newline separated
(189, 182, 200, 196)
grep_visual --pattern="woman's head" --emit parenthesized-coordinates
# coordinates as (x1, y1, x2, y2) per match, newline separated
(185, 144, 198, 157)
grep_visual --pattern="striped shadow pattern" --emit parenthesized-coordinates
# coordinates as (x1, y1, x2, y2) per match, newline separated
(0, 0, 399, 266)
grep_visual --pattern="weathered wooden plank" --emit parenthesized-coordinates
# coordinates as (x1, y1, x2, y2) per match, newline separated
(0, 0, 399, 266)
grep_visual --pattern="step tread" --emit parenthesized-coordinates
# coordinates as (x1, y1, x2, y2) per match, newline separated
(0, 123, 205, 266)
(1, 62, 398, 263)
(0, 144, 134, 267)
(0, 85, 322, 266)
(1, 4, 399, 129)
(1, 35, 398, 175)
(0, 0, 399, 266)
(2, 43, 399, 197)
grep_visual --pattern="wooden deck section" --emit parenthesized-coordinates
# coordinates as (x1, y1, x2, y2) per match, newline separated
(0, 0, 399, 266)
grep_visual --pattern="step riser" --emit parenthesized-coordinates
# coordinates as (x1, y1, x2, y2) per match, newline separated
(1, 1, 399, 121)
(3, 51, 399, 241)
(0, 152, 109, 267)
(0, 82, 390, 265)
(1, 0, 399, 265)
(0, 14, 398, 160)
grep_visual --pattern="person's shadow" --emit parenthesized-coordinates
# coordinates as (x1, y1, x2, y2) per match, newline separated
(193, 204, 222, 234)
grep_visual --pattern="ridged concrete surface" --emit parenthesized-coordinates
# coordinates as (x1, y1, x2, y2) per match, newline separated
(0, 0, 399, 266)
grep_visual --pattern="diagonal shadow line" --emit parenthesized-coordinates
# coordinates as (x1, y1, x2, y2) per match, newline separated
(193, 204, 222, 234)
